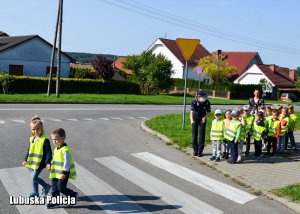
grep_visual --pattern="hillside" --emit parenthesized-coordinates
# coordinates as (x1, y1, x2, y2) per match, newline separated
(66, 52, 120, 63)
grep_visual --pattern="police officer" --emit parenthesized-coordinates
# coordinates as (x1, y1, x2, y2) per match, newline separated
(190, 90, 211, 157)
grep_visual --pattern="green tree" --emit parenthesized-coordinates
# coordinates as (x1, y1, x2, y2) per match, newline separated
(198, 55, 236, 85)
(0, 72, 16, 94)
(123, 51, 173, 94)
(295, 67, 300, 77)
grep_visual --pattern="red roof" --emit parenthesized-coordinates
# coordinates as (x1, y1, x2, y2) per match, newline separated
(213, 51, 258, 75)
(112, 57, 134, 75)
(257, 64, 295, 87)
(159, 38, 211, 65)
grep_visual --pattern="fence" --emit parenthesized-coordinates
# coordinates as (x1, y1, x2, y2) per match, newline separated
(169, 87, 231, 99)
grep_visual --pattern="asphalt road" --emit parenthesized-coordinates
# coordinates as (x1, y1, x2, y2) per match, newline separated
(0, 104, 296, 214)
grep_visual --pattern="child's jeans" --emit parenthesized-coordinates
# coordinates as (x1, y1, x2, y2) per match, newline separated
(229, 141, 238, 162)
(277, 136, 286, 152)
(29, 168, 48, 196)
(51, 174, 77, 198)
(254, 140, 262, 156)
(212, 141, 222, 158)
(286, 131, 296, 149)
(267, 136, 277, 155)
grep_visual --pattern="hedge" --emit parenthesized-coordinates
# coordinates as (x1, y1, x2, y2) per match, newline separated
(3, 76, 140, 94)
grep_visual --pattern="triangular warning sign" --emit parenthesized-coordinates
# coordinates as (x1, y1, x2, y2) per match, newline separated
(176, 38, 200, 61)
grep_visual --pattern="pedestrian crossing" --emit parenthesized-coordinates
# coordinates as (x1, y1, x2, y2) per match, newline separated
(0, 116, 149, 125)
(0, 152, 257, 213)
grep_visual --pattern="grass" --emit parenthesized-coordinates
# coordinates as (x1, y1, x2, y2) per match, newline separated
(1, 93, 298, 105)
(272, 183, 300, 202)
(145, 112, 300, 149)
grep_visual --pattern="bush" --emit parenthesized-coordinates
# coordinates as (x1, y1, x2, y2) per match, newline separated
(171, 78, 232, 90)
(69, 68, 95, 79)
(4, 76, 140, 94)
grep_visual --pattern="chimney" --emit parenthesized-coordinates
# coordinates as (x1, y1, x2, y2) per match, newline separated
(269, 64, 276, 72)
(289, 69, 295, 81)
(217, 49, 222, 56)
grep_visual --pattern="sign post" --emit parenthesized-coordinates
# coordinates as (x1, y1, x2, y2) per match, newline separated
(176, 38, 200, 129)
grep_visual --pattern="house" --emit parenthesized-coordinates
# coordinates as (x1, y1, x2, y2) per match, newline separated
(147, 38, 211, 81)
(112, 57, 134, 75)
(212, 50, 263, 80)
(70, 63, 125, 81)
(234, 64, 296, 97)
(0, 33, 73, 77)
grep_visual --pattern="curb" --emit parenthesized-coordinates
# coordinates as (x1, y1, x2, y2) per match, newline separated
(140, 120, 300, 214)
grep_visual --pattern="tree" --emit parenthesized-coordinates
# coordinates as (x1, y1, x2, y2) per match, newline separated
(91, 56, 114, 81)
(123, 51, 173, 94)
(295, 67, 300, 77)
(198, 54, 236, 85)
(0, 72, 16, 94)
(259, 78, 272, 97)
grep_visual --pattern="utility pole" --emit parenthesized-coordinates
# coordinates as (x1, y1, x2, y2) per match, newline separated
(56, 0, 63, 98)
(47, 0, 61, 96)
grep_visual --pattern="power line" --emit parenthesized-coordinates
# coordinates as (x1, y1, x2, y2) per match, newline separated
(98, 0, 300, 55)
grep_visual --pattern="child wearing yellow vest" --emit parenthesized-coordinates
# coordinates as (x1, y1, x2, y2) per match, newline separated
(252, 111, 266, 157)
(210, 109, 225, 162)
(286, 104, 297, 150)
(222, 109, 232, 159)
(47, 128, 78, 208)
(277, 107, 290, 153)
(266, 109, 281, 155)
(22, 117, 52, 197)
(242, 105, 255, 157)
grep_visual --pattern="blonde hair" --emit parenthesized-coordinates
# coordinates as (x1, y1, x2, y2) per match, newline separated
(30, 115, 43, 136)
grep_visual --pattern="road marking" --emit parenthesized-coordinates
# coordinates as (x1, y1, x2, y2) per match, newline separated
(111, 117, 123, 120)
(132, 152, 257, 204)
(49, 119, 62, 122)
(0, 167, 67, 214)
(0, 120, 5, 124)
(82, 118, 94, 121)
(138, 117, 149, 119)
(98, 118, 110, 121)
(11, 119, 26, 123)
(96, 156, 223, 214)
(70, 162, 149, 213)
(125, 117, 136, 120)
(66, 119, 79, 121)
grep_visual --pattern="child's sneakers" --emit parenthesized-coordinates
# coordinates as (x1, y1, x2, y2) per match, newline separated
(214, 157, 220, 162)
(42, 184, 51, 196)
(210, 156, 216, 161)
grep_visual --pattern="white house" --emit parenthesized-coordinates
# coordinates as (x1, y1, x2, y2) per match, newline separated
(0, 34, 73, 77)
(147, 38, 211, 81)
(234, 64, 296, 96)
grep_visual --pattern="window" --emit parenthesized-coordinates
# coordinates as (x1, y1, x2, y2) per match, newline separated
(9, 65, 23, 76)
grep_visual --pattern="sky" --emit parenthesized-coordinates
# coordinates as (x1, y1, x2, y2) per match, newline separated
(1, 0, 300, 69)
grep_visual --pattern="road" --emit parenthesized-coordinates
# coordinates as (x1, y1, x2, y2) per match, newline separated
(0, 104, 295, 214)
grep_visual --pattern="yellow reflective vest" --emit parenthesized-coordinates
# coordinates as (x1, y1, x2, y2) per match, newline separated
(225, 119, 242, 141)
(289, 114, 297, 131)
(50, 145, 76, 180)
(25, 134, 47, 170)
(252, 123, 266, 141)
(244, 115, 255, 134)
(210, 119, 224, 141)
(267, 119, 280, 137)
(279, 117, 290, 137)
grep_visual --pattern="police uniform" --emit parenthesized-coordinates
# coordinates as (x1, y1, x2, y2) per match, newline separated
(190, 94, 211, 156)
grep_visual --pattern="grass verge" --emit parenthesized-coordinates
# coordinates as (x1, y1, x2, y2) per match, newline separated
(272, 183, 300, 202)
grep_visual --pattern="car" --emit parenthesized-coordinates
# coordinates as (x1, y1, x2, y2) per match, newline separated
(279, 93, 299, 102)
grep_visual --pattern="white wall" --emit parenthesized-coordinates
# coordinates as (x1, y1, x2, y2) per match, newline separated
(0, 37, 70, 77)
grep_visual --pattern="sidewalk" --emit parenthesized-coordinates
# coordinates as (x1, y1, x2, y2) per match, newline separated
(192, 131, 300, 213)
(141, 121, 300, 213)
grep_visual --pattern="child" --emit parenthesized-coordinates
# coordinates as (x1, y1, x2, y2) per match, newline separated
(277, 107, 290, 153)
(266, 109, 281, 155)
(225, 109, 242, 164)
(242, 105, 255, 157)
(252, 111, 266, 157)
(286, 104, 297, 150)
(263, 106, 273, 150)
(222, 109, 232, 159)
(210, 109, 225, 162)
(47, 128, 78, 208)
(22, 117, 52, 197)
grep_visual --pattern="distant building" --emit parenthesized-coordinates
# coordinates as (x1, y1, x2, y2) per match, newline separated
(212, 50, 263, 80)
(0, 33, 73, 77)
(147, 38, 211, 81)
(234, 64, 296, 97)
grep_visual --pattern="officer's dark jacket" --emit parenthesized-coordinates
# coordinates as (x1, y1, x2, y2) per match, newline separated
(190, 99, 211, 119)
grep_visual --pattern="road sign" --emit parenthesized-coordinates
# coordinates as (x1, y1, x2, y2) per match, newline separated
(176, 38, 200, 61)
(195, 66, 203, 76)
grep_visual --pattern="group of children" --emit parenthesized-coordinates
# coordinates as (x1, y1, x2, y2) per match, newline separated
(22, 115, 77, 208)
(210, 104, 297, 164)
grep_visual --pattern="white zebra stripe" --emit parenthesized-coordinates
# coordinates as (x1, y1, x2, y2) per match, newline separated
(132, 152, 257, 204)
(95, 156, 223, 214)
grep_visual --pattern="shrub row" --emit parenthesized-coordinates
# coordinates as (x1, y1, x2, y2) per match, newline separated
(4, 76, 140, 94)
